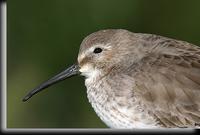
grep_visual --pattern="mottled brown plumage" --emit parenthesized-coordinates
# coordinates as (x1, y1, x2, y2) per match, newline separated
(78, 29, 200, 128)
(23, 29, 200, 128)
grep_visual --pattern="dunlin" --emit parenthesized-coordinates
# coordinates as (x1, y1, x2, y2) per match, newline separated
(23, 29, 200, 128)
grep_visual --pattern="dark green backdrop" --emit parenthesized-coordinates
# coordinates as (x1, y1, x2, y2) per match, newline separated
(8, 0, 200, 128)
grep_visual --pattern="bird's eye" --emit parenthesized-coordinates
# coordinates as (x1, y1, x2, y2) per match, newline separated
(93, 48, 102, 54)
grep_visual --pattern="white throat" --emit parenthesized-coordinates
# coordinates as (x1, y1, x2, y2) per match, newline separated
(79, 64, 101, 84)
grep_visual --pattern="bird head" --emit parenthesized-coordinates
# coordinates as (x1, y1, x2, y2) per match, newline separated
(22, 29, 143, 101)
(78, 29, 143, 79)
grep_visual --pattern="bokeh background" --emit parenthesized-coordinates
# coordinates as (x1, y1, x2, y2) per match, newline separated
(8, 0, 200, 128)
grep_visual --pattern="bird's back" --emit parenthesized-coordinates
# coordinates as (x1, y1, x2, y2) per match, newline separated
(130, 33, 200, 127)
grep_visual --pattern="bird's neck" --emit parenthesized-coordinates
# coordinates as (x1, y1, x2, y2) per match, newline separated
(84, 70, 109, 104)
(85, 73, 135, 105)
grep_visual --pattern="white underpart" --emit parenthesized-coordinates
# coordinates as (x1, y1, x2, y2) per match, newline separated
(95, 103, 159, 128)
(80, 65, 159, 128)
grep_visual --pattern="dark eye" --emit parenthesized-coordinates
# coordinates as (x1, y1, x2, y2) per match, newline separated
(93, 48, 102, 54)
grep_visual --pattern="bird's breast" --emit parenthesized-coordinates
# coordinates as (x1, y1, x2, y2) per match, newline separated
(85, 76, 160, 128)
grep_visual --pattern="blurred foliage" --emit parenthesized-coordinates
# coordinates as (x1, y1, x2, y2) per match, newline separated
(8, 0, 200, 128)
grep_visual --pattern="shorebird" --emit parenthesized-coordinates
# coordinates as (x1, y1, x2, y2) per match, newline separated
(23, 29, 200, 128)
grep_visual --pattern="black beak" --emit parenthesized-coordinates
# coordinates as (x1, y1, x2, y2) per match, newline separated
(22, 64, 80, 102)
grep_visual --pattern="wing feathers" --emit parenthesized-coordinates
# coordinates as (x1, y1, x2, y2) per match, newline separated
(133, 46, 200, 127)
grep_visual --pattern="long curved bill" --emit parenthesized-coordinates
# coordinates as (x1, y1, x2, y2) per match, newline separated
(22, 64, 80, 102)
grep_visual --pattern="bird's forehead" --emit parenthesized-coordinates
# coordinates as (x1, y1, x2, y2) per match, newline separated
(78, 29, 130, 64)
(79, 29, 118, 53)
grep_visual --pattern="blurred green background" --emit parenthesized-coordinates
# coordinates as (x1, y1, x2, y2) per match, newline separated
(8, 0, 200, 128)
